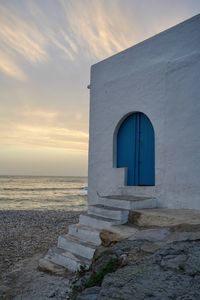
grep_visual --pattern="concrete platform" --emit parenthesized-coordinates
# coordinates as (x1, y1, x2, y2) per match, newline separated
(131, 208, 200, 227)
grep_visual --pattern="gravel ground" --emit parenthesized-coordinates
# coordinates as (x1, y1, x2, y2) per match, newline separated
(0, 210, 82, 299)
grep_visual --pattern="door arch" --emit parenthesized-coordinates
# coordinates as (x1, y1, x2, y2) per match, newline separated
(116, 112, 155, 186)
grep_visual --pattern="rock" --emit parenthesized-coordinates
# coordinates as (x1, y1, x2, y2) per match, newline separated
(167, 230, 200, 243)
(131, 209, 200, 228)
(140, 242, 160, 254)
(38, 258, 68, 276)
(170, 223, 200, 232)
(119, 254, 128, 267)
(160, 254, 187, 270)
(106, 224, 138, 239)
(128, 211, 141, 224)
(184, 246, 200, 276)
(76, 286, 101, 300)
(100, 229, 123, 247)
(98, 240, 200, 299)
(129, 228, 170, 242)
(48, 290, 56, 298)
(70, 223, 200, 300)
(111, 239, 158, 261)
(93, 245, 108, 261)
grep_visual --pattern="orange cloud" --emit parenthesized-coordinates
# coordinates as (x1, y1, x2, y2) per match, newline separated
(0, 121, 88, 153)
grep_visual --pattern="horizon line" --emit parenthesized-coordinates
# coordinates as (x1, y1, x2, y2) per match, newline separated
(0, 174, 88, 178)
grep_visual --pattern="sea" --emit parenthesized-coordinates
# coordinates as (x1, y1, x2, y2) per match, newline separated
(0, 176, 88, 211)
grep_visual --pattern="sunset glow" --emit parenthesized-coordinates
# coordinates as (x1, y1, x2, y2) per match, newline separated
(0, 0, 200, 176)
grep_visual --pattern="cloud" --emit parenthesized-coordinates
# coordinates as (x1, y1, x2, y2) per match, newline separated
(0, 122, 88, 153)
(0, 0, 199, 81)
(0, 5, 48, 63)
(0, 0, 136, 80)
(1, 0, 194, 81)
(0, 49, 26, 80)
(20, 106, 58, 120)
(0, 101, 88, 153)
(0, 3, 49, 80)
(59, 0, 135, 60)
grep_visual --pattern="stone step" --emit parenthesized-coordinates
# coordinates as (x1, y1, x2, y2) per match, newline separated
(88, 204, 129, 222)
(44, 247, 91, 272)
(58, 234, 97, 260)
(68, 224, 101, 246)
(79, 213, 125, 229)
(99, 195, 157, 210)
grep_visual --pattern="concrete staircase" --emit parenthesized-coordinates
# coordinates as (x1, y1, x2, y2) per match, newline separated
(41, 195, 157, 272)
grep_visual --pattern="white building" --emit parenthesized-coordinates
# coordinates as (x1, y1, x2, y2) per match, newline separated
(41, 15, 200, 272)
(88, 14, 200, 210)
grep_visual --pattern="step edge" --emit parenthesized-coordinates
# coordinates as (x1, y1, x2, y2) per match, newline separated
(80, 212, 124, 222)
(89, 204, 130, 212)
(88, 210, 128, 221)
(68, 223, 101, 234)
(58, 234, 97, 250)
(46, 247, 91, 266)
(101, 195, 156, 202)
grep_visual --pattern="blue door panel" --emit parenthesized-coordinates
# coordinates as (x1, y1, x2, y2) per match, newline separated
(134, 113, 140, 185)
(139, 114, 155, 185)
(117, 112, 155, 186)
(117, 114, 136, 185)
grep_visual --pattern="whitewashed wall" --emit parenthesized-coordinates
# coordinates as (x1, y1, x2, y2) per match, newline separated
(88, 15, 200, 209)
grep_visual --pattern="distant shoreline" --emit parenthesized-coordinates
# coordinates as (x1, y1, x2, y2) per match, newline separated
(0, 174, 88, 178)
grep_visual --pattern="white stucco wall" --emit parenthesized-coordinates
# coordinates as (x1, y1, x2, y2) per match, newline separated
(88, 14, 200, 209)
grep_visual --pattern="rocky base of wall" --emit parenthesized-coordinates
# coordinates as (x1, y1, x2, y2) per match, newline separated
(70, 234, 200, 299)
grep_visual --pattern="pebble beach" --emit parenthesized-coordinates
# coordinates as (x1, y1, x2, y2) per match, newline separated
(0, 209, 82, 299)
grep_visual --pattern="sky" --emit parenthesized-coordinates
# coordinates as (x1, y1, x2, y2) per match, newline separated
(0, 0, 200, 176)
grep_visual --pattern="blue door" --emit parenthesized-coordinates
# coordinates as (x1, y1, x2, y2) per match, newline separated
(117, 112, 155, 186)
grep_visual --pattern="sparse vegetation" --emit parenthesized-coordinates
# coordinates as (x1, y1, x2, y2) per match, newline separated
(84, 256, 119, 288)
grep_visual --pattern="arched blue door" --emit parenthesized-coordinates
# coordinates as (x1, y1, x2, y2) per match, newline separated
(117, 112, 155, 186)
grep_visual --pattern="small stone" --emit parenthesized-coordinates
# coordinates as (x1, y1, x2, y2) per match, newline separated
(100, 229, 123, 247)
(48, 291, 56, 298)
(38, 258, 67, 276)
(119, 254, 128, 266)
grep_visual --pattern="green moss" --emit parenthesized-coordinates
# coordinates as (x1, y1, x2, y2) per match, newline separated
(84, 257, 119, 288)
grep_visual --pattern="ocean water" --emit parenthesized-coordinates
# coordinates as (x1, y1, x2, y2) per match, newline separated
(0, 176, 88, 211)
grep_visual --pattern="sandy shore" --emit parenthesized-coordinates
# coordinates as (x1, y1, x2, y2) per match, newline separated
(0, 209, 82, 299)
